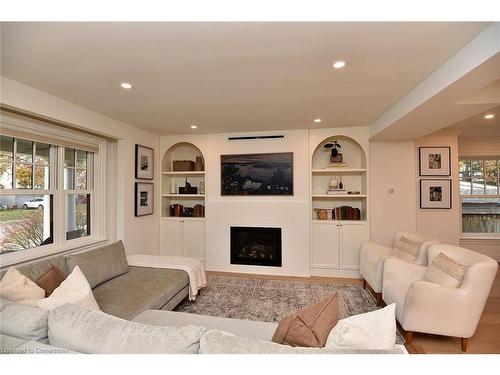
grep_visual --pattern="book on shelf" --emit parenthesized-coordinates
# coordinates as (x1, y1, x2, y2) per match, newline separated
(332, 206, 361, 221)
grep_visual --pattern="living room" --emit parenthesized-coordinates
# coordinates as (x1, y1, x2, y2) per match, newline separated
(1, 1, 499, 373)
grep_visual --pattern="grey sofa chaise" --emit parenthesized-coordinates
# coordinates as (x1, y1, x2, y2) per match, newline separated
(0, 241, 189, 320)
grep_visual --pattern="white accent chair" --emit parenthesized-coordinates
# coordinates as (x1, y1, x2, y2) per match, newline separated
(382, 244, 498, 351)
(359, 232, 438, 306)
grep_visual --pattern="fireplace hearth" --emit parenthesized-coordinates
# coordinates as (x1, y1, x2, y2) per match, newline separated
(230, 226, 282, 267)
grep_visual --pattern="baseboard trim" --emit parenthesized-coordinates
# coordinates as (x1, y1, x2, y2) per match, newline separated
(206, 270, 362, 284)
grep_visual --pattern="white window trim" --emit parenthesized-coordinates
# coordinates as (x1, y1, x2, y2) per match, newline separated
(0, 112, 108, 267)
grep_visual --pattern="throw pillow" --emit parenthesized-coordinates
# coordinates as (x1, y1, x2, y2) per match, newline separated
(423, 252, 466, 288)
(0, 267, 45, 306)
(271, 293, 339, 347)
(35, 266, 67, 297)
(37, 265, 100, 311)
(325, 303, 397, 351)
(390, 236, 422, 262)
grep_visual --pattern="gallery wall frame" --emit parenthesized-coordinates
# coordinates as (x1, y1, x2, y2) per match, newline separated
(419, 146, 451, 176)
(135, 144, 154, 180)
(420, 179, 452, 209)
(135, 182, 154, 216)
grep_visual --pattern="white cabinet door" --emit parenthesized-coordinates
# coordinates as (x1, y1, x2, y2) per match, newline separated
(160, 219, 183, 256)
(182, 220, 205, 261)
(340, 223, 368, 269)
(311, 223, 340, 269)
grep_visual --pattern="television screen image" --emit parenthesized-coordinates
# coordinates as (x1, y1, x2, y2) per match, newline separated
(221, 152, 293, 195)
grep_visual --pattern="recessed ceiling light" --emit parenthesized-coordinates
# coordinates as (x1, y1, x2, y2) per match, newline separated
(190, 125, 198, 129)
(333, 60, 346, 69)
(120, 82, 132, 89)
(314, 118, 322, 123)
(484, 114, 495, 119)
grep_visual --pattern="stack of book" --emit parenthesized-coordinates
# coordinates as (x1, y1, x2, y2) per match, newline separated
(332, 206, 361, 221)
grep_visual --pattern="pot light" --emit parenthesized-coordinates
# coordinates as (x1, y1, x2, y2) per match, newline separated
(314, 118, 322, 123)
(333, 60, 346, 69)
(484, 114, 495, 119)
(120, 82, 132, 89)
(190, 125, 198, 129)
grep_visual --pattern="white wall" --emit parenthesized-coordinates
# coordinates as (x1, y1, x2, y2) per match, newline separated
(1, 77, 160, 255)
(415, 129, 461, 245)
(369, 141, 417, 246)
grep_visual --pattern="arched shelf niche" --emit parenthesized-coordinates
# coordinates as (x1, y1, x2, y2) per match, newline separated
(161, 142, 206, 218)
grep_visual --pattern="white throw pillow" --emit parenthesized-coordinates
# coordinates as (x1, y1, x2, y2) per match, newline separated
(424, 252, 466, 288)
(0, 267, 45, 306)
(390, 236, 422, 262)
(37, 266, 100, 311)
(325, 303, 397, 351)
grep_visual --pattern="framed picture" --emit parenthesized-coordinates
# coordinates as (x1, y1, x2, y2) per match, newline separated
(419, 147, 451, 176)
(420, 179, 452, 209)
(135, 144, 154, 179)
(135, 182, 154, 216)
(221, 152, 293, 195)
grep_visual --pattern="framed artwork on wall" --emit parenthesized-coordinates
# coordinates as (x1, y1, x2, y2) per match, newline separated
(221, 152, 294, 195)
(419, 146, 451, 176)
(135, 144, 154, 179)
(420, 179, 452, 209)
(135, 182, 154, 216)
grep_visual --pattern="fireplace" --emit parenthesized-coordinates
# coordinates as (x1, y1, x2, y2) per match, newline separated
(230, 226, 282, 267)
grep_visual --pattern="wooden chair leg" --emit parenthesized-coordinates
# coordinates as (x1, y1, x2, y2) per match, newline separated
(404, 331, 413, 344)
(376, 293, 383, 306)
(362, 279, 366, 289)
(461, 338, 468, 352)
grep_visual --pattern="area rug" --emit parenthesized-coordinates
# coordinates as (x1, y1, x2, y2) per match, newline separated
(175, 274, 405, 344)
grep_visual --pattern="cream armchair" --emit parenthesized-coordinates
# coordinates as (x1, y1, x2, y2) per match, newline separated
(382, 244, 498, 351)
(359, 232, 438, 305)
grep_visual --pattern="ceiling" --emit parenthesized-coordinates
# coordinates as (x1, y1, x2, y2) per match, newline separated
(449, 104, 500, 137)
(0, 22, 490, 135)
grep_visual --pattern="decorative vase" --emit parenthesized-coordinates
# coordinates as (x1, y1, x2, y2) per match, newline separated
(328, 177, 339, 190)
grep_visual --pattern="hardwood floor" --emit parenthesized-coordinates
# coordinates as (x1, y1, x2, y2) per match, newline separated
(207, 269, 500, 354)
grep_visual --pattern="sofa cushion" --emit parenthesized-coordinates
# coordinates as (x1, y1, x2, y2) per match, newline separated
(199, 329, 403, 354)
(48, 304, 206, 354)
(92, 266, 189, 320)
(133, 310, 278, 341)
(424, 252, 467, 288)
(35, 266, 67, 297)
(0, 267, 45, 306)
(65, 241, 129, 288)
(37, 266, 100, 311)
(325, 303, 396, 351)
(0, 298, 48, 341)
(272, 293, 339, 347)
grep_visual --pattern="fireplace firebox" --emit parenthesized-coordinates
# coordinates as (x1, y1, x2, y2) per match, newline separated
(230, 226, 282, 267)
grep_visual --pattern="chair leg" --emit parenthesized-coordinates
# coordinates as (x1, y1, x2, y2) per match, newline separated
(404, 331, 413, 344)
(461, 338, 468, 352)
(376, 293, 383, 306)
(362, 279, 366, 289)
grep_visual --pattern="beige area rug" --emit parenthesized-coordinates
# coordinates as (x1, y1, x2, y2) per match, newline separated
(175, 274, 405, 344)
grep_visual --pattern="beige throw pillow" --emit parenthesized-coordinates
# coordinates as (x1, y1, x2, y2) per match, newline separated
(271, 293, 339, 347)
(37, 266, 100, 311)
(390, 236, 422, 262)
(424, 252, 466, 288)
(0, 267, 45, 306)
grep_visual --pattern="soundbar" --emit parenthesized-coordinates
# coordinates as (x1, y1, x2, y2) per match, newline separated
(227, 135, 285, 141)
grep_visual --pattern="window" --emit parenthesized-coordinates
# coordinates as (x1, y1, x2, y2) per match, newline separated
(459, 159, 500, 235)
(0, 112, 106, 263)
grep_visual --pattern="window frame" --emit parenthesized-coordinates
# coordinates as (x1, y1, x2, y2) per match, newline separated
(0, 112, 107, 266)
(459, 157, 500, 239)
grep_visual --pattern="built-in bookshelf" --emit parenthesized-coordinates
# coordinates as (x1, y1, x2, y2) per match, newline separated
(161, 142, 206, 219)
(309, 129, 370, 278)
